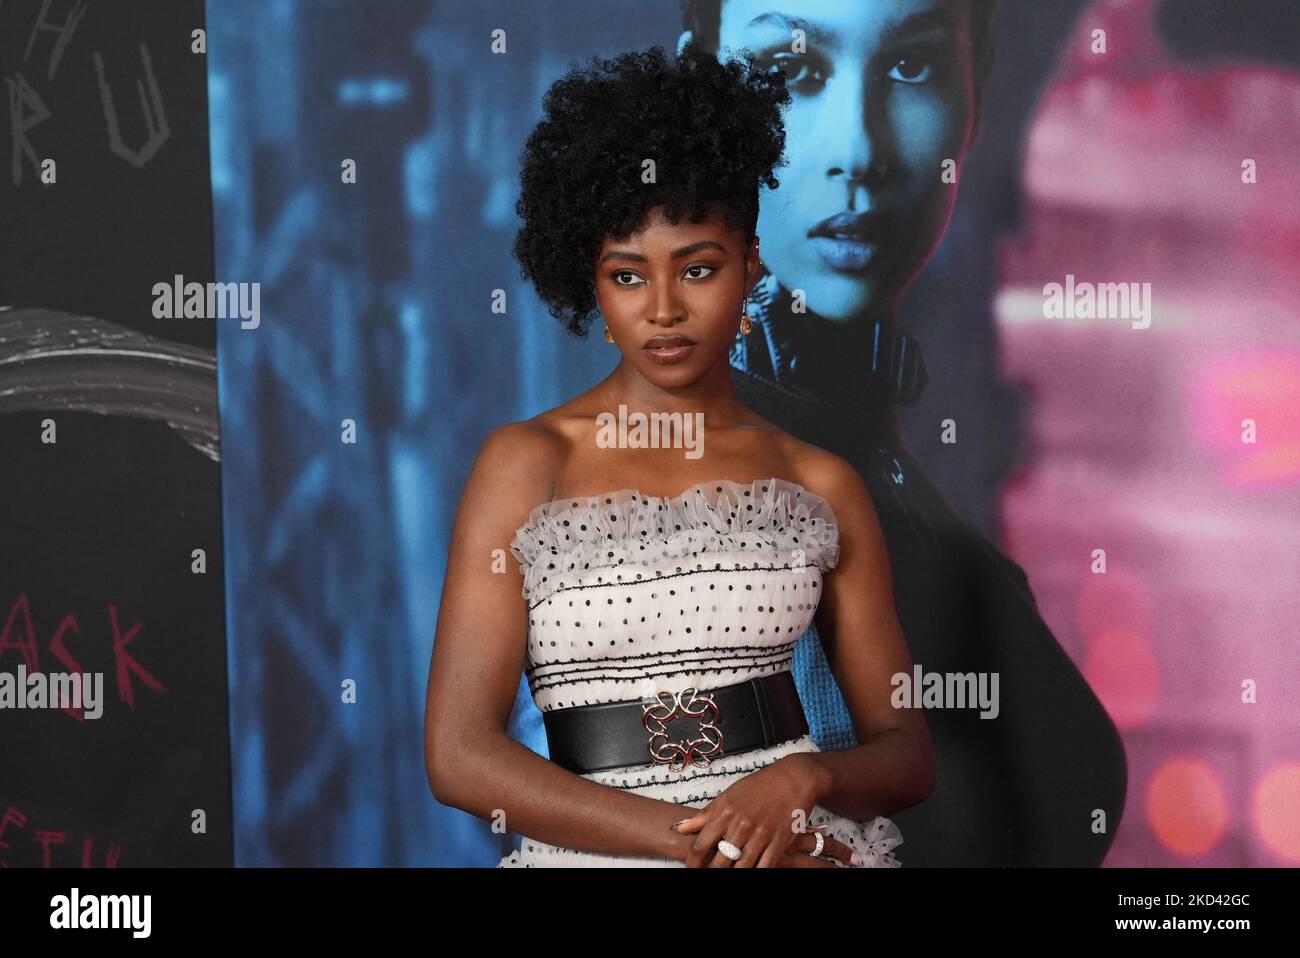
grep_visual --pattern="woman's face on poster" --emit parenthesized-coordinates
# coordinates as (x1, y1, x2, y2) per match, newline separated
(710, 0, 978, 324)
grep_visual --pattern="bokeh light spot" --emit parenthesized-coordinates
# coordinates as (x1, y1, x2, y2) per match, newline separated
(1146, 757, 1228, 857)
(1253, 762, 1300, 863)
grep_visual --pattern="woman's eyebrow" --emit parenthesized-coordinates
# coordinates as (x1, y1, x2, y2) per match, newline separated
(878, 8, 956, 46)
(597, 241, 725, 265)
(744, 11, 834, 47)
(742, 7, 954, 48)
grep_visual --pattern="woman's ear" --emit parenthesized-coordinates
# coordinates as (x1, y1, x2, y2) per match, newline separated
(745, 236, 761, 289)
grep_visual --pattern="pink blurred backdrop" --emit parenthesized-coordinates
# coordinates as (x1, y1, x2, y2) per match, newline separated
(995, 0, 1300, 866)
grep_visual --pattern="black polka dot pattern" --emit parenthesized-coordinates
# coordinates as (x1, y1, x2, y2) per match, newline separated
(509, 477, 840, 609)
(496, 478, 903, 868)
(508, 478, 838, 712)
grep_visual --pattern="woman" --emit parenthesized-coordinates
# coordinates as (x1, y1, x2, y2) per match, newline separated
(677, 0, 1128, 865)
(424, 44, 934, 867)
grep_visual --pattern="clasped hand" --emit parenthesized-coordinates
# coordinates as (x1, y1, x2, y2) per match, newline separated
(671, 754, 855, 867)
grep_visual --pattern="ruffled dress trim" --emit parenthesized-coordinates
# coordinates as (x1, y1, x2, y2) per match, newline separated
(509, 477, 840, 607)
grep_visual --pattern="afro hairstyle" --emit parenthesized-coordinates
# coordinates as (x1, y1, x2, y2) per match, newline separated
(512, 43, 790, 338)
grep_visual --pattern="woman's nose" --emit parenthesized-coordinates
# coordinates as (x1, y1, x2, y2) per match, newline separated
(650, 283, 687, 325)
(818, 73, 891, 188)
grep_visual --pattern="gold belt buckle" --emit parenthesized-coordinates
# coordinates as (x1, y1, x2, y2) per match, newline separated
(641, 687, 725, 772)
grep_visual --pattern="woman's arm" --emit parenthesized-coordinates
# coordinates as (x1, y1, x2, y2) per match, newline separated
(424, 422, 696, 861)
(799, 452, 937, 822)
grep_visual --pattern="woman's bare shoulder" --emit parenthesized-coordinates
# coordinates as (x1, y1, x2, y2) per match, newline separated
(460, 416, 567, 525)
(729, 411, 844, 479)
(778, 433, 872, 516)
(467, 388, 657, 521)
(719, 408, 861, 501)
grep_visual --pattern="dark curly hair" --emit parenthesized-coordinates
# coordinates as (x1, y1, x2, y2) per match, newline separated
(512, 44, 791, 338)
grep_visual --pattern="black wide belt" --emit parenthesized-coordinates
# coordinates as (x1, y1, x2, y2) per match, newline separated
(543, 671, 809, 774)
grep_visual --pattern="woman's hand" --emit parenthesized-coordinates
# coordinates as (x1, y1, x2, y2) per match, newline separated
(672, 822, 855, 867)
(672, 754, 844, 867)
(774, 831, 854, 867)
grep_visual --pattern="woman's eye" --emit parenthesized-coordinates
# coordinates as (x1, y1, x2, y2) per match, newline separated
(612, 266, 713, 285)
(888, 57, 933, 84)
(765, 53, 826, 90)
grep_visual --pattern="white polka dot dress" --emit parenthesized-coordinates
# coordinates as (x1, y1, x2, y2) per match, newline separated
(498, 477, 903, 868)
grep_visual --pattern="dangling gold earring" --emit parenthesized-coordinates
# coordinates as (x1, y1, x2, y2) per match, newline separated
(739, 311, 752, 335)
(604, 325, 614, 343)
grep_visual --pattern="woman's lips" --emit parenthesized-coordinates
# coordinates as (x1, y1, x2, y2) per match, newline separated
(810, 234, 878, 272)
(808, 210, 887, 273)
(642, 337, 696, 363)
(643, 342, 695, 364)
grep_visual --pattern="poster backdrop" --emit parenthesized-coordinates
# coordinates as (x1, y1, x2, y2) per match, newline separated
(1, 0, 233, 866)
(201, 0, 1300, 867)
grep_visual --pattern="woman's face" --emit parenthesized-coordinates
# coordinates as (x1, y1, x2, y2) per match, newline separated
(593, 205, 759, 390)
(706, 0, 977, 324)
